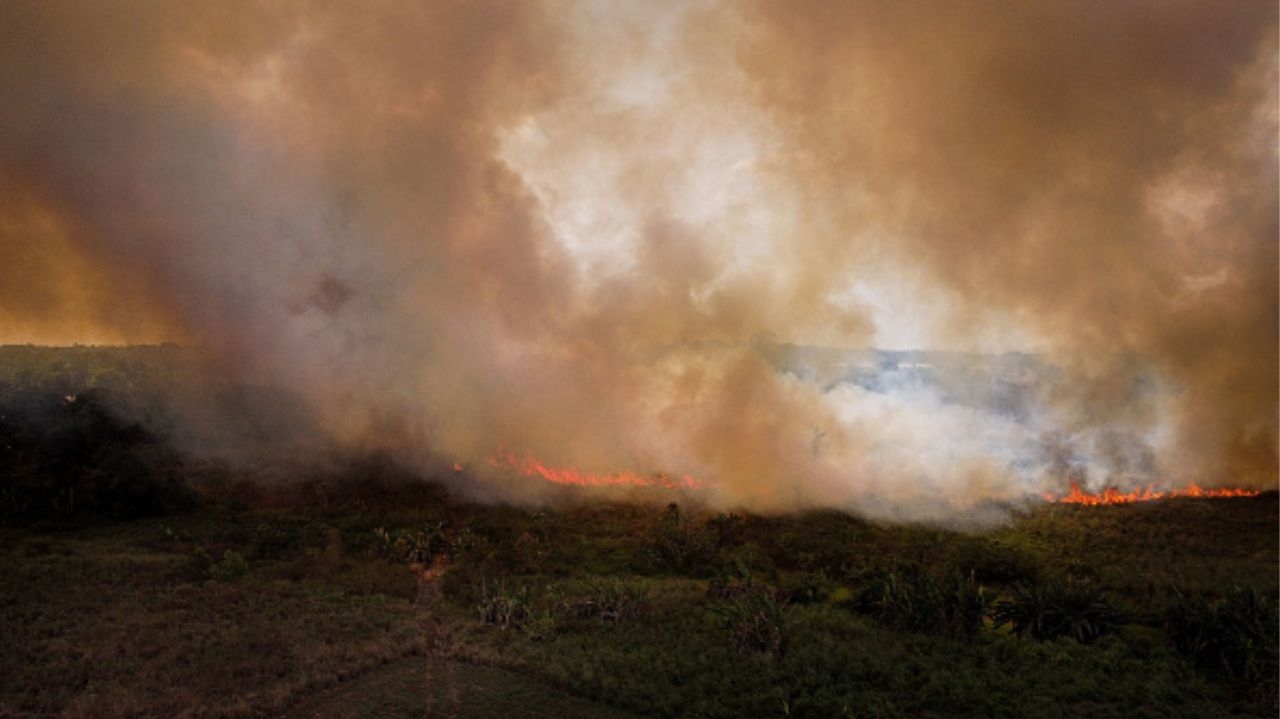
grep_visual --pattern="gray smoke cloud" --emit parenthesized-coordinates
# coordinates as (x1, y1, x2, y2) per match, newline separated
(0, 1, 1274, 519)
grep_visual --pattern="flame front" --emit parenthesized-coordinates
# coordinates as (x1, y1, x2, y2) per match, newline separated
(1043, 481, 1262, 505)
(490, 449, 701, 490)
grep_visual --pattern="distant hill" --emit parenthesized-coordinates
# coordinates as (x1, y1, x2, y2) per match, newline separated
(0, 344, 317, 455)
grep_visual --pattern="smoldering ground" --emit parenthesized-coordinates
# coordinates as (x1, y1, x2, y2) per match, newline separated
(0, 1, 1274, 520)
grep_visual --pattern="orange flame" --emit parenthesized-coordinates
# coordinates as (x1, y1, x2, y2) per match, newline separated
(489, 449, 702, 490)
(1042, 480, 1261, 505)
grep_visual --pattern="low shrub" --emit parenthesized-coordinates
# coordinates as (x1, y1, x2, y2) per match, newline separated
(779, 569, 833, 605)
(1166, 586, 1278, 705)
(708, 561, 758, 600)
(856, 567, 988, 638)
(475, 578, 531, 629)
(373, 521, 448, 564)
(211, 550, 249, 582)
(649, 503, 716, 575)
(563, 577, 651, 623)
(180, 546, 214, 582)
(712, 583, 788, 659)
(707, 511, 744, 549)
(992, 578, 1122, 644)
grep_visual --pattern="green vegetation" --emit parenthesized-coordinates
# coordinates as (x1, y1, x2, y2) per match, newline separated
(992, 578, 1123, 644)
(433, 498, 1276, 718)
(856, 567, 988, 638)
(3, 484, 1273, 718)
(1, 347, 1277, 717)
(1166, 587, 1279, 706)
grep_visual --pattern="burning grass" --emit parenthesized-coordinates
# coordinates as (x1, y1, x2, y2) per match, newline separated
(1044, 481, 1263, 505)
(490, 450, 1267, 510)
(490, 449, 701, 490)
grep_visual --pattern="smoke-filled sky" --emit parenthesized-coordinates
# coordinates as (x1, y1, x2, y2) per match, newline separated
(1, 1, 1275, 518)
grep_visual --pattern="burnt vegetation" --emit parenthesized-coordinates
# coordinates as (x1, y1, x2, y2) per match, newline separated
(0, 347, 1277, 718)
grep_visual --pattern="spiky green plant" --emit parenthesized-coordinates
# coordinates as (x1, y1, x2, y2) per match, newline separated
(992, 578, 1122, 644)
(857, 567, 988, 637)
(1166, 586, 1278, 704)
(475, 578, 531, 629)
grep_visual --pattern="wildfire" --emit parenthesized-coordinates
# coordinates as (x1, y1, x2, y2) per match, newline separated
(1043, 480, 1261, 505)
(490, 449, 702, 490)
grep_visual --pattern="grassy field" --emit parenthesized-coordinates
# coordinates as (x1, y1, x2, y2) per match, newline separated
(1, 474, 1275, 718)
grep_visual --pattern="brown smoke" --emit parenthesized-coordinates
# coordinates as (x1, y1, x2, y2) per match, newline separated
(739, 0, 1278, 488)
(0, 1, 1274, 518)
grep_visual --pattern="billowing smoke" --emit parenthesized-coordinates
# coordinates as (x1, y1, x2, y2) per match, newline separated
(0, 1, 1274, 519)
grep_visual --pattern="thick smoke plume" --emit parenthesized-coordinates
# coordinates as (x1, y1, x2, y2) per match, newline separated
(0, 1, 1275, 519)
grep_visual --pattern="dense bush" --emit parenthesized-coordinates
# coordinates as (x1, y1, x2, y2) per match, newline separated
(1166, 586, 1278, 704)
(211, 549, 249, 582)
(856, 567, 988, 638)
(712, 583, 788, 659)
(992, 578, 1123, 643)
(649, 503, 716, 575)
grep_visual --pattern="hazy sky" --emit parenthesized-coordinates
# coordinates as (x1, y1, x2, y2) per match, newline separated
(1, 1, 1275, 515)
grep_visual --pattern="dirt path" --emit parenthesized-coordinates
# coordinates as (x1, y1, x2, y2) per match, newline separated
(286, 557, 633, 719)
(284, 657, 636, 719)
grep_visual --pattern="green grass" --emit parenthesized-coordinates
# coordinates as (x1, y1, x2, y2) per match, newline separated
(427, 493, 1279, 718)
(0, 489, 1275, 718)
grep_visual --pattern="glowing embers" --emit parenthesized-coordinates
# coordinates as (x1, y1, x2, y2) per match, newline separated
(491, 449, 701, 490)
(1043, 480, 1261, 505)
